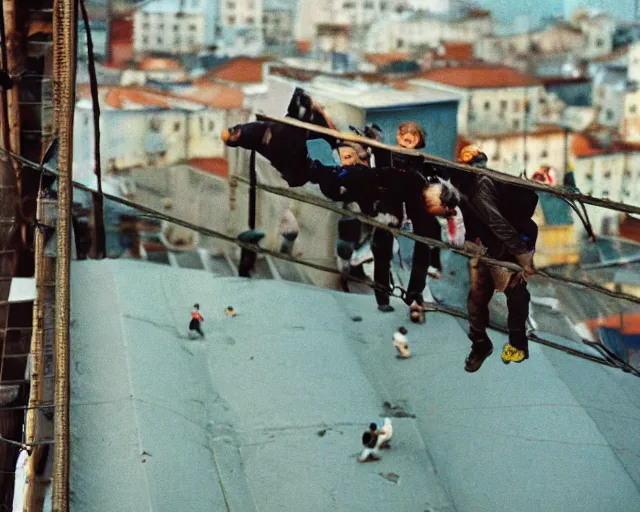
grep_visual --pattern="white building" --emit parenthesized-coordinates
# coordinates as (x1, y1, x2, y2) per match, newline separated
(570, 9, 615, 60)
(263, 6, 295, 45)
(592, 66, 627, 129)
(217, 0, 264, 55)
(364, 9, 492, 54)
(411, 66, 556, 138)
(73, 84, 242, 186)
(219, 0, 262, 28)
(295, 0, 409, 43)
(133, 0, 218, 56)
(570, 134, 640, 235)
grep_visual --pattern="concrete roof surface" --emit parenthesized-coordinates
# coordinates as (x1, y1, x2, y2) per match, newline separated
(70, 259, 640, 512)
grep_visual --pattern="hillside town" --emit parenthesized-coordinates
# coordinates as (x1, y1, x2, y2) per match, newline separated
(1, 1, 640, 511)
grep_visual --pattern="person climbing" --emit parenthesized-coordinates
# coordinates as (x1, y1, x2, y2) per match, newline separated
(451, 145, 538, 372)
(189, 303, 205, 338)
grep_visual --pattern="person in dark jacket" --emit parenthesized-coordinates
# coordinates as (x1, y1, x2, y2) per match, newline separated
(452, 145, 538, 372)
(189, 304, 205, 338)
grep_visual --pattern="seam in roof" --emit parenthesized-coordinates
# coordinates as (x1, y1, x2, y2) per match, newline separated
(111, 259, 154, 511)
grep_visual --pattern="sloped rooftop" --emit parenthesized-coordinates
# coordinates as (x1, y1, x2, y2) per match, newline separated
(70, 259, 640, 512)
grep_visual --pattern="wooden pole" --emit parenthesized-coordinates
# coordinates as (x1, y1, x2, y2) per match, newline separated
(52, 0, 77, 508)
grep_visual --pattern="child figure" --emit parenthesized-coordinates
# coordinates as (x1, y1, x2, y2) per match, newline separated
(189, 303, 204, 338)
(358, 418, 393, 462)
(225, 306, 237, 317)
(393, 327, 411, 358)
(396, 121, 426, 150)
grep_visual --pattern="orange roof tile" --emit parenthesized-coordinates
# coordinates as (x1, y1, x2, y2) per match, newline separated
(440, 42, 474, 61)
(296, 40, 312, 54)
(571, 133, 609, 158)
(584, 312, 640, 335)
(189, 158, 229, 178)
(365, 52, 411, 67)
(204, 57, 271, 83)
(139, 58, 183, 71)
(174, 82, 243, 109)
(104, 88, 170, 109)
(421, 65, 541, 88)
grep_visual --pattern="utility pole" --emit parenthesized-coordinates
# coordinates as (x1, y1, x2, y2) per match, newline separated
(105, 0, 113, 64)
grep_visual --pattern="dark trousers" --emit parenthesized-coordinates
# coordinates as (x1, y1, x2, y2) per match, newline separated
(371, 204, 441, 306)
(189, 319, 204, 337)
(467, 258, 530, 352)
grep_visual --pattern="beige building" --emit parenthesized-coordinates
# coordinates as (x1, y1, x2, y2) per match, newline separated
(470, 126, 568, 181)
(474, 23, 584, 69)
(569, 133, 640, 235)
(364, 9, 492, 54)
(411, 65, 563, 138)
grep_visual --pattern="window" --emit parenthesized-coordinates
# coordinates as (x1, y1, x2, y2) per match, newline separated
(624, 169, 632, 178)
(189, 24, 197, 31)
(174, 24, 179, 31)
(539, 96, 547, 104)
(227, 1, 236, 8)
(500, 100, 507, 110)
(209, 120, 215, 132)
(199, 116, 205, 132)
(540, 149, 548, 158)
(159, 23, 165, 29)
(262, 15, 268, 23)
(247, 16, 255, 24)
(380, 1, 388, 9)
(604, 170, 612, 179)
(365, 1, 374, 7)
(397, 38, 404, 48)
(631, 104, 637, 114)
(143, 22, 150, 29)
(596, 38, 604, 48)
(484, 101, 490, 111)
(174, 122, 181, 132)
(228, 15, 235, 24)
(143, 36, 149, 44)
(602, 189, 610, 197)
(585, 171, 593, 180)
(157, 37, 163, 44)
(606, 109, 614, 121)
(343, 1, 355, 8)
(513, 119, 520, 130)
(513, 99, 520, 111)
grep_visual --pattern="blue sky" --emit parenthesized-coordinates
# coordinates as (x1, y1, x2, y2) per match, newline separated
(479, 0, 636, 30)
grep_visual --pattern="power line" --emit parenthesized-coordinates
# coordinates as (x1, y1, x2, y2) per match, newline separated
(0, 132, 636, 373)
(256, 113, 640, 217)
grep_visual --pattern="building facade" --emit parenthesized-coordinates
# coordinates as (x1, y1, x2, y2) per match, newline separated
(133, 0, 217, 56)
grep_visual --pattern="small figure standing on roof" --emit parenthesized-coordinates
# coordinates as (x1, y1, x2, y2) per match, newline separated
(225, 306, 237, 317)
(393, 327, 411, 358)
(358, 418, 393, 462)
(189, 303, 204, 338)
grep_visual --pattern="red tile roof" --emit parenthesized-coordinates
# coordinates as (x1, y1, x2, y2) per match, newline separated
(103, 87, 171, 109)
(203, 57, 271, 83)
(366, 52, 411, 67)
(177, 82, 244, 109)
(421, 65, 541, 89)
(189, 158, 229, 178)
(584, 313, 640, 335)
(440, 42, 474, 61)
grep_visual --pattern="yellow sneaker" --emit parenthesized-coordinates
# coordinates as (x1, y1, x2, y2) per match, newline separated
(501, 343, 526, 364)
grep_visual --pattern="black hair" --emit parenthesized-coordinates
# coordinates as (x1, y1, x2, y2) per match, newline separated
(398, 327, 408, 335)
(369, 422, 377, 431)
(226, 306, 234, 310)
(438, 178, 461, 209)
(194, 303, 200, 309)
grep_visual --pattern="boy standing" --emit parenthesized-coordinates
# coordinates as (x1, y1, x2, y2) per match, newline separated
(189, 304, 204, 338)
